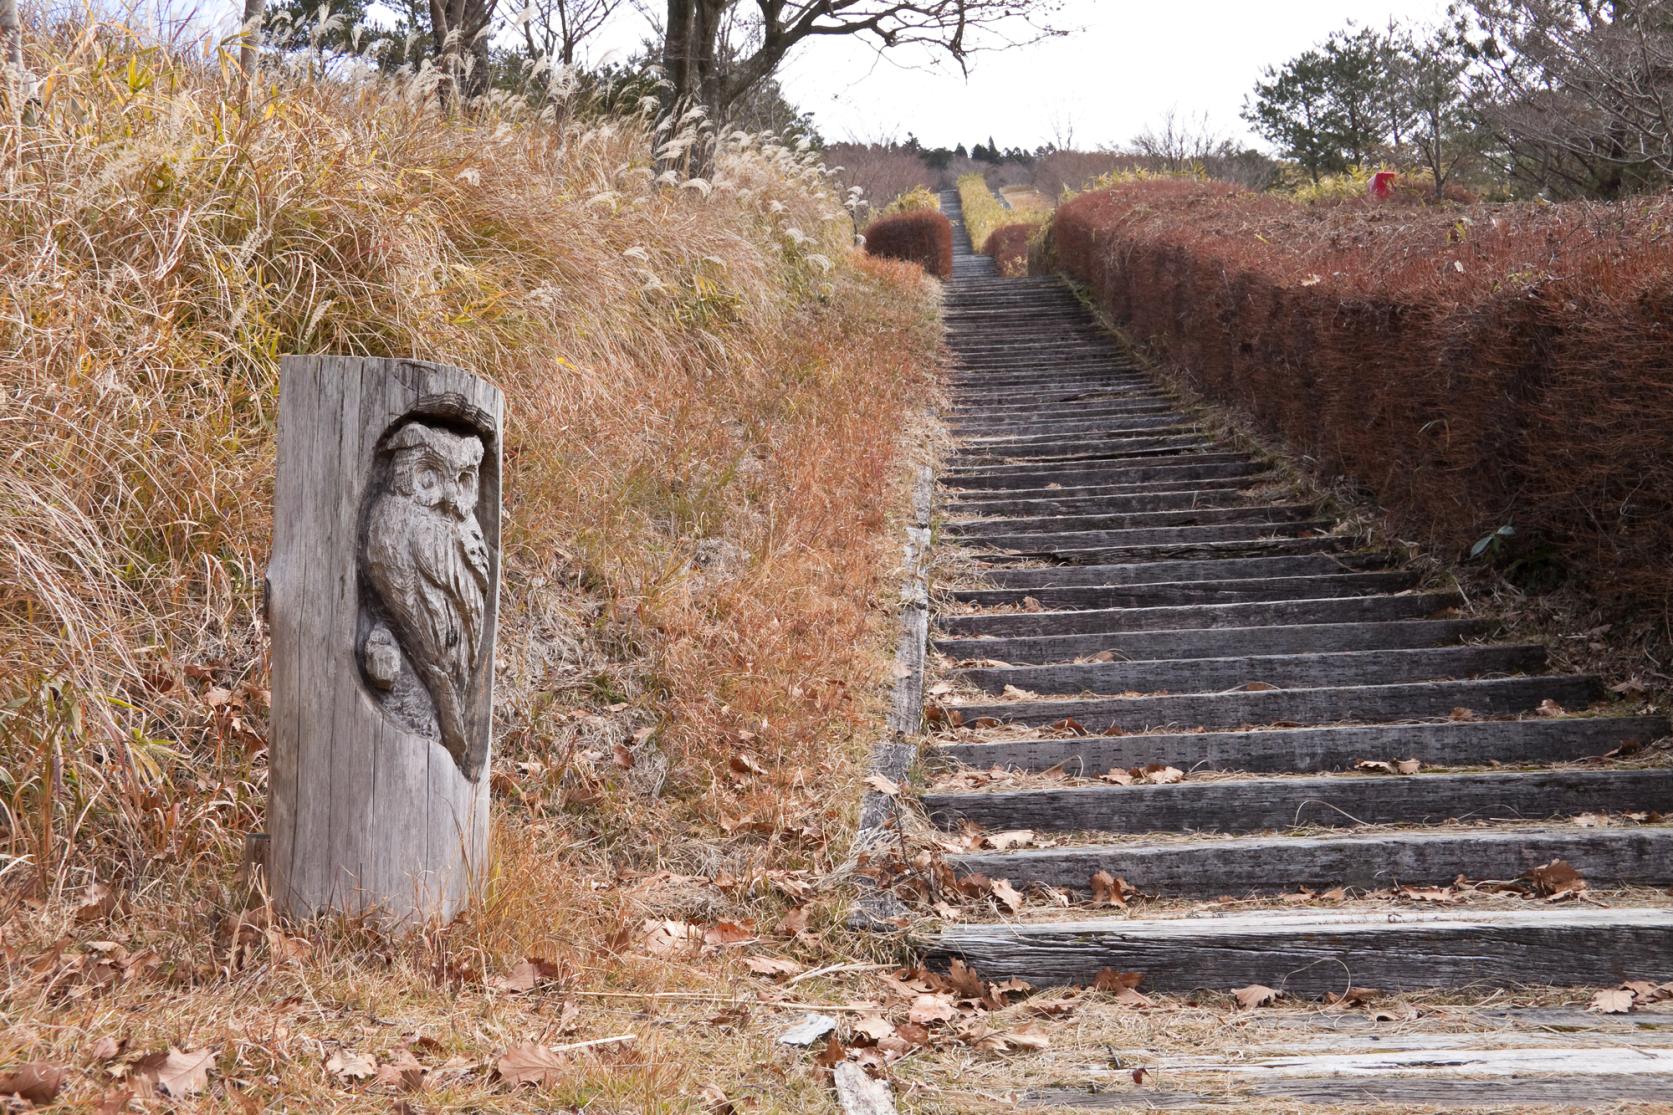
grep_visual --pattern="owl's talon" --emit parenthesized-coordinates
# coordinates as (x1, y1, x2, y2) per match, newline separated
(363, 624, 402, 690)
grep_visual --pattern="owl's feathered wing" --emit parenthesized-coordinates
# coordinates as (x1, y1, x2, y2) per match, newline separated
(366, 492, 490, 768)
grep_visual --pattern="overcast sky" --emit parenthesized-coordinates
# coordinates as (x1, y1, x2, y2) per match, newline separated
(770, 0, 1454, 151)
(202, 0, 1452, 151)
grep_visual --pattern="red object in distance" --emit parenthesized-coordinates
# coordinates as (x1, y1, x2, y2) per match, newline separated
(1369, 171, 1398, 199)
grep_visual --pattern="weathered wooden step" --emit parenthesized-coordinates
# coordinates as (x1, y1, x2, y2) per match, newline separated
(956, 643, 1545, 697)
(952, 571, 1417, 610)
(952, 391, 1174, 417)
(951, 433, 1213, 463)
(948, 485, 1274, 518)
(957, 415, 1191, 442)
(937, 617, 1489, 668)
(976, 535, 1360, 567)
(947, 826, 1673, 896)
(1024, 1064, 1673, 1109)
(942, 674, 1601, 732)
(935, 712, 1667, 774)
(944, 454, 1256, 490)
(925, 906, 1673, 992)
(963, 518, 1331, 555)
(949, 503, 1313, 539)
(939, 591, 1462, 638)
(924, 766, 1666, 834)
(967, 553, 1386, 589)
(950, 400, 1178, 426)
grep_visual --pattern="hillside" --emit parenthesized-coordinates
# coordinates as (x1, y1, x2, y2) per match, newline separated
(0, 22, 941, 1109)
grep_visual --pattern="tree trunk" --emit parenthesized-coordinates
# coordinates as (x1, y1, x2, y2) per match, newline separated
(266, 356, 503, 926)
(240, 0, 264, 90)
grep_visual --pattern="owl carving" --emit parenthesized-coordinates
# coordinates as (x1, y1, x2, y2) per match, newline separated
(362, 421, 491, 777)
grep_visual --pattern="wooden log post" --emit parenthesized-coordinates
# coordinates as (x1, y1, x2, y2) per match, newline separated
(267, 356, 503, 925)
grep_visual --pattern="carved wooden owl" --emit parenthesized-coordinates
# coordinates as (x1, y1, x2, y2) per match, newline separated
(363, 421, 490, 774)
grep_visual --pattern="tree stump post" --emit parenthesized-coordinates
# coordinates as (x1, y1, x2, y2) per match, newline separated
(267, 356, 503, 925)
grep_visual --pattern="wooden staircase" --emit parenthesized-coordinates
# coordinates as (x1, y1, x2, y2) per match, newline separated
(904, 187, 1673, 1107)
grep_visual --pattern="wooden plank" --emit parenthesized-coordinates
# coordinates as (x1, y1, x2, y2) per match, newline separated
(922, 767, 1668, 834)
(962, 518, 1332, 554)
(951, 434, 1213, 464)
(1024, 1076, 1673, 1109)
(946, 827, 1673, 895)
(948, 504, 1315, 539)
(923, 906, 1673, 992)
(935, 713, 1668, 773)
(956, 643, 1547, 697)
(975, 536, 1358, 567)
(938, 591, 1463, 638)
(966, 554, 1388, 589)
(951, 571, 1418, 610)
(937, 618, 1490, 668)
(947, 486, 1267, 518)
(958, 415, 1192, 442)
(943, 456, 1256, 491)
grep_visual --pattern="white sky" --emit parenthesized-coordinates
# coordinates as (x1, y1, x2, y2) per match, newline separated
(204, 0, 1453, 151)
(771, 0, 1454, 150)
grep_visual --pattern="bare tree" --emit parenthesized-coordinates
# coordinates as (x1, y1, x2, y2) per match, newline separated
(659, 1, 1064, 128)
(1465, 0, 1673, 197)
(1398, 25, 1479, 197)
(1132, 107, 1234, 171)
(518, 0, 625, 66)
(425, 0, 500, 105)
(1, 0, 21, 79)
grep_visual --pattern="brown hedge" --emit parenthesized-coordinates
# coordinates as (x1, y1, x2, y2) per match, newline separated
(863, 209, 953, 279)
(985, 222, 1035, 277)
(1051, 180, 1673, 618)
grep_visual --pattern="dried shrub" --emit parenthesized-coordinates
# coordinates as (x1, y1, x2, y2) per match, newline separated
(1052, 179, 1673, 623)
(985, 222, 1036, 277)
(862, 209, 954, 279)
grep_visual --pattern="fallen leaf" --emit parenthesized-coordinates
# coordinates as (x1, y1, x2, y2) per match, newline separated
(0, 1064, 67, 1104)
(1528, 858, 1586, 900)
(908, 993, 958, 1026)
(702, 921, 755, 948)
(1589, 988, 1635, 1015)
(490, 957, 565, 994)
(75, 883, 119, 924)
(990, 878, 1025, 913)
(851, 1015, 896, 1044)
(1132, 1067, 1150, 1084)
(497, 1043, 565, 1087)
(1000, 684, 1040, 700)
(1233, 984, 1280, 1010)
(864, 774, 901, 797)
(1536, 699, 1566, 717)
(985, 830, 1035, 851)
(1100, 769, 1135, 786)
(743, 956, 803, 979)
(1137, 764, 1183, 785)
(1090, 870, 1136, 908)
(140, 1047, 213, 1098)
(699, 1082, 736, 1113)
(326, 1050, 378, 1081)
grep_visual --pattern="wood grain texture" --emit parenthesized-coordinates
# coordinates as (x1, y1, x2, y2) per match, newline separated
(923, 767, 1673, 834)
(955, 644, 1547, 697)
(935, 618, 1490, 667)
(947, 826, 1673, 895)
(924, 907, 1673, 991)
(950, 571, 1418, 610)
(934, 714, 1669, 773)
(268, 355, 501, 925)
(943, 674, 1601, 732)
(1024, 1076, 1673, 1108)
(962, 554, 1375, 588)
(936, 591, 1462, 639)
(948, 503, 1315, 540)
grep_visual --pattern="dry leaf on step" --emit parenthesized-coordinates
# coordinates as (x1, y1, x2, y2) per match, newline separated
(1528, 858, 1586, 900)
(1233, 984, 1280, 1010)
(1588, 988, 1635, 1015)
(984, 830, 1035, 851)
(864, 774, 901, 797)
(990, 878, 1025, 913)
(744, 956, 803, 979)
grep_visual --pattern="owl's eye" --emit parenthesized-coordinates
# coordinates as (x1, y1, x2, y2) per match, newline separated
(415, 464, 441, 492)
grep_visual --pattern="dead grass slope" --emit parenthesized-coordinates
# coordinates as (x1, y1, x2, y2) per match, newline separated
(0, 20, 941, 1110)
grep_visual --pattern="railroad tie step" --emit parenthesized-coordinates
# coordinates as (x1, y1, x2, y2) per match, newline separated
(950, 570, 1418, 609)
(946, 825, 1673, 897)
(921, 766, 1673, 834)
(934, 714, 1670, 774)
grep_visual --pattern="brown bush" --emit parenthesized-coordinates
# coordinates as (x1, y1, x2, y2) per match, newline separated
(1051, 180, 1673, 621)
(985, 221, 1036, 277)
(863, 209, 954, 279)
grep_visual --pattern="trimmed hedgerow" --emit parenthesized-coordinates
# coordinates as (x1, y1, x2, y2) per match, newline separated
(985, 222, 1037, 277)
(1051, 179, 1673, 622)
(862, 209, 954, 279)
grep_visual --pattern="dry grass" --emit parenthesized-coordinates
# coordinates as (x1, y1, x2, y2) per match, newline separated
(0, 17, 944, 1109)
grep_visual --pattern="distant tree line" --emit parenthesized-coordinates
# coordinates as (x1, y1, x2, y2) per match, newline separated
(1243, 0, 1673, 200)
